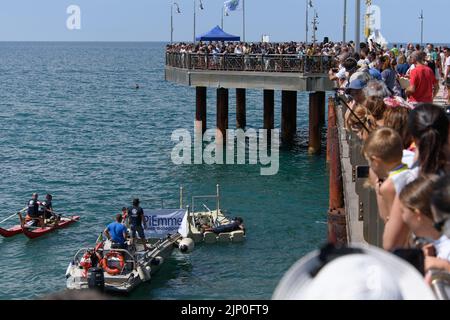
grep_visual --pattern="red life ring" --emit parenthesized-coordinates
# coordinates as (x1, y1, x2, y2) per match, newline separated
(100, 252, 125, 276)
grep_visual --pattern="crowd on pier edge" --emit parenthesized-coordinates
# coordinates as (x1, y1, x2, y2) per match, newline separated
(167, 41, 345, 55)
(168, 39, 450, 299)
(327, 40, 450, 299)
(324, 40, 450, 299)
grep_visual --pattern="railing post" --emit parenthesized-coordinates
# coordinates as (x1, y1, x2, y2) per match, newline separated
(216, 184, 220, 214)
(180, 186, 183, 209)
(328, 99, 346, 245)
(187, 53, 191, 70)
(329, 121, 344, 209)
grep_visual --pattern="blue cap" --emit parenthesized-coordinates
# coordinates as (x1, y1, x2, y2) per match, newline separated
(346, 79, 367, 92)
(369, 68, 382, 81)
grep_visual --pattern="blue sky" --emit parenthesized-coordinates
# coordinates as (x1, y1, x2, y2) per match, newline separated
(0, 0, 448, 43)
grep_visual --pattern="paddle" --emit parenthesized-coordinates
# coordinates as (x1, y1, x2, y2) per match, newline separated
(0, 207, 27, 225)
(50, 211, 75, 220)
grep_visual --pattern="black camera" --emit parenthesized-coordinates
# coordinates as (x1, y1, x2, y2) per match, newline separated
(356, 166, 370, 179)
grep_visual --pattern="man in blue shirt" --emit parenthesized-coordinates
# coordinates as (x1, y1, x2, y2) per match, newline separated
(104, 214, 128, 249)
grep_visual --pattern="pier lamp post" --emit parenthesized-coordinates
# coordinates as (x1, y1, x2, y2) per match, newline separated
(193, 0, 204, 43)
(171, 2, 181, 44)
(311, 11, 319, 44)
(355, 0, 361, 51)
(305, 0, 313, 43)
(343, 0, 347, 42)
(419, 10, 424, 47)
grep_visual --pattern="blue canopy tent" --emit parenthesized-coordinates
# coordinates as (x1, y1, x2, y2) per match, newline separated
(196, 25, 240, 42)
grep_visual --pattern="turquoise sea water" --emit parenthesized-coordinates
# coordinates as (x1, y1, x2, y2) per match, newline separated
(0, 42, 329, 300)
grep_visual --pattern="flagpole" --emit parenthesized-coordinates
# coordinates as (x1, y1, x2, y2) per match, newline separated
(305, 0, 309, 43)
(355, 0, 361, 51)
(242, 0, 246, 42)
(343, 0, 347, 42)
(193, 0, 196, 43)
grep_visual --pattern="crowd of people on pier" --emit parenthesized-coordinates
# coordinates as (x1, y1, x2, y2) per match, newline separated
(167, 41, 345, 56)
(332, 40, 450, 286)
(273, 40, 450, 300)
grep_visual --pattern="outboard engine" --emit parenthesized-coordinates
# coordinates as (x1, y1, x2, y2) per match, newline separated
(137, 265, 151, 282)
(87, 267, 105, 292)
(179, 238, 195, 253)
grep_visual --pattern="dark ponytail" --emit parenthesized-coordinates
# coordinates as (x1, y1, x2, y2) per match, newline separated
(408, 104, 448, 175)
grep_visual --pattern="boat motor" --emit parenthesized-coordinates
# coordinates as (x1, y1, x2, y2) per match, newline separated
(179, 238, 195, 253)
(137, 265, 151, 282)
(87, 267, 105, 292)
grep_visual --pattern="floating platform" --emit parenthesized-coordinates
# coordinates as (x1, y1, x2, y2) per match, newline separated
(185, 210, 246, 244)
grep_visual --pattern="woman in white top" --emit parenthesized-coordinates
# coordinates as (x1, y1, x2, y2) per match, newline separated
(383, 104, 449, 251)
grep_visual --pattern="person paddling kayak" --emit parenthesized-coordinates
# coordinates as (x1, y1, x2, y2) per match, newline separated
(25, 193, 42, 227)
(39, 194, 55, 221)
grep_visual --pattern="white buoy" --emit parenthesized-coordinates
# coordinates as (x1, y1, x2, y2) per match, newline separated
(179, 238, 195, 253)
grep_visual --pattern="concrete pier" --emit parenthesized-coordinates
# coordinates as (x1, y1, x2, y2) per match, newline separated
(236, 88, 246, 129)
(281, 91, 297, 142)
(195, 87, 207, 134)
(263, 89, 275, 130)
(216, 88, 229, 144)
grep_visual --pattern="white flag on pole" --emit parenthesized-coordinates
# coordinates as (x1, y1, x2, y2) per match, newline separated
(224, 0, 241, 15)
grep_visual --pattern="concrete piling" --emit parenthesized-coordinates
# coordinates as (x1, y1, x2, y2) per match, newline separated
(263, 89, 275, 130)
(236, 88, 246, 129)
(281, 90, 297, 142)
(216, 88, 229, 144)
(308, 91, 325, 154)
(195, 86, 207, 134)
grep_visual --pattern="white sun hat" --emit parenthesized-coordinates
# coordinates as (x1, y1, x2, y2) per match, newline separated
(273, 244, 436, 300)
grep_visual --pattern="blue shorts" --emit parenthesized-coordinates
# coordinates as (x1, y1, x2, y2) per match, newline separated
(130, 225, 145, 239)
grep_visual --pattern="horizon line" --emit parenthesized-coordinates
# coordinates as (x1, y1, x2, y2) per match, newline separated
(0, 40, 449, 44)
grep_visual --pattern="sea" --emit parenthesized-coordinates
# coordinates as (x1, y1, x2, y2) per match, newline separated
(0, 42, 329, 300)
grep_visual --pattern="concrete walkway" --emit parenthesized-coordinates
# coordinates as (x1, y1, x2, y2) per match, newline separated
(434, 84, 448, 106)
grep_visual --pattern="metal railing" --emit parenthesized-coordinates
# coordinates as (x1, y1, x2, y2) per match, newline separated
(337, 105, 384, 247)
(165, 52, 334, 74)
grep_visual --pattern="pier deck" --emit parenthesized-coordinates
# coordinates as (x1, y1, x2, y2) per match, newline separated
(165, 53, 334, 91)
